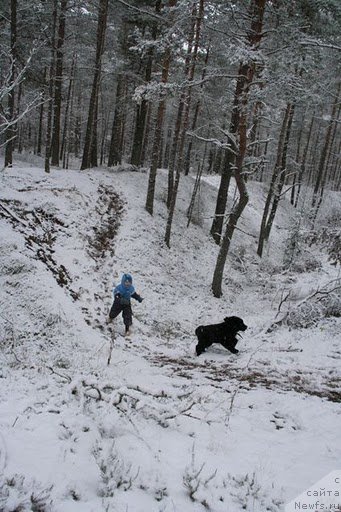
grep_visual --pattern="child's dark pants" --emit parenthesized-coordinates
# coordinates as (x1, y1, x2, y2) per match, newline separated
(109, 299, 132, 331)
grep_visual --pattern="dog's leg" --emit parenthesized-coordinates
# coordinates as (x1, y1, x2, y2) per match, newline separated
(195, 327, 208, 356)
(221, 339, 239, 354)
(196, 344, 205, 356)
(195, 335, 208, 356)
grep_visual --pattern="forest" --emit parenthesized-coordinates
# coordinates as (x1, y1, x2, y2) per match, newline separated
(1, 0, 340, 279)
(0, 1, 340, 511)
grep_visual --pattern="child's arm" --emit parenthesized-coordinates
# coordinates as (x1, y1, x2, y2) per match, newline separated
(131, 292, 143, 303)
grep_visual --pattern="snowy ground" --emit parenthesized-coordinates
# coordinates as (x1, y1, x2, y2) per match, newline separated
(0, 161, 340, 512)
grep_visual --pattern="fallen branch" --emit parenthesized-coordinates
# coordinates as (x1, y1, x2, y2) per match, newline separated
(47, 365, 71, 383)
(268, 278, 341, 331)
(0, 201, 28, 226)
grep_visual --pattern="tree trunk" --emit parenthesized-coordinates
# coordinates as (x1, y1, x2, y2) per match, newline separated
(100, 84, 110, 166)
(51, 0, 67, 166)
(81, 0, 108, 170)
(74, 86, 82, 158)
(140, 103, 152, 165)
(307, 121, 321, 187)
(325, 102, 341, 178)
(184, 43, 210, 175)
(166, 3, 197, 208)
(212, 76, 250, 297)
(186, 140, 207, 226)
(130, 0, 161, 167)
(263, 104, 295, 241)
(210, 43, 249, 243)
(60, 54, 75, 164)
(145, 0, 177, 215)
(313, 88, 341, 218)
(37, 68, 47, 156)
(90, 91, 99, 167)
(291, 108, 305, 205)
(210, 150, 233, 244)
(257, 102, 294, 257)
(15, 81, 22, 153)
(212, 0, 267, 297)
(163, 125, 172, 168)
(312, 83, 340, 208)
(329, 134, 341, 189)
(108, 73, 125, 167)
(294, 112, 314, 208)
(4, 0, 17, 167)
(165, 0, 204, 247)
(45, 0, 58, 174)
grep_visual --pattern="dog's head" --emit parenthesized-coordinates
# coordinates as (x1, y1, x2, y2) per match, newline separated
(224, 316, 248, 332)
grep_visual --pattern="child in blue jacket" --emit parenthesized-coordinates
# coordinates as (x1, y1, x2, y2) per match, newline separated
(109, 273, 143, 335)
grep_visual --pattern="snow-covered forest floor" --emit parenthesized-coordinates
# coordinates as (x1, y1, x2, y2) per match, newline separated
(0, 160, 340, 512)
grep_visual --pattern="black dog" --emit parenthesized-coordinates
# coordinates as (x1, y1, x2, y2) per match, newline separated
(195, 316, 247, 356)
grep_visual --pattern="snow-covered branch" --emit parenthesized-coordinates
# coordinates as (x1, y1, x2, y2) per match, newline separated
(299, 39, 341, 52)
(186, 131, 236, 152)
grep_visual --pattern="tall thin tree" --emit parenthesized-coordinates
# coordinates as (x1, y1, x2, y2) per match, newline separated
(81, 0, 109, 170)
(4, 0, 17, 168)
(165, 0, 204, 247)
(45, 0, 58, 174)
(145, 0, 177, 215)
(212, 0, 267, 298)
(51, 0, 67, 166)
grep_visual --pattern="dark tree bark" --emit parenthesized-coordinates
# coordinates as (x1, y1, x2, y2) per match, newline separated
(184, 42, 210, 175)
(163, 125, 172, 168)
(45, 0, 58, 174)
(81, 0, 108, 170)
(210, 150, 233, 244)
(212, 0, 267, 298)
(165, 0, 204, 247)
(37, 68, 47, 156)
(294, 112, 314, 208)
(210, 54, 249, 244)
(312, 83, 340, 209)
(90, 91, 99, 166)
(290, 108, 305, 205)
(263, 104, 295, 241)
(329, 133, 341, 189)
(15, 81, 22, 153)
(145, 0, 177, 215)
(73, 86, 82, 158)
(60, 54, 75, 164)
(313, 85, 340, 218)
(140, 103, 152, 165)
(186, 139, 207, 226)
(257, 102, 295, 257)
(108, 73, 125, 167)
(166, 2, 197, 208)
(307, 121, 322, 187)
(4, 0, 17, 168)
(51, 0, 67, 166)
(99, 83, 110, 166)
(130, 0, 161, 167)
(325, 102, 341, 177)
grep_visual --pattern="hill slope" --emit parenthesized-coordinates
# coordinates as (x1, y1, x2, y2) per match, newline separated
(0, 163, 340, 512)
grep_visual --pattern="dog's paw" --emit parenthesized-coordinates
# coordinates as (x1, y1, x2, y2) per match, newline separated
(230, 348, 239, 354)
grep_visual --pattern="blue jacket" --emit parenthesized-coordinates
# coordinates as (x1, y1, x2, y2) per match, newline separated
(113, 273, 143, 305)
